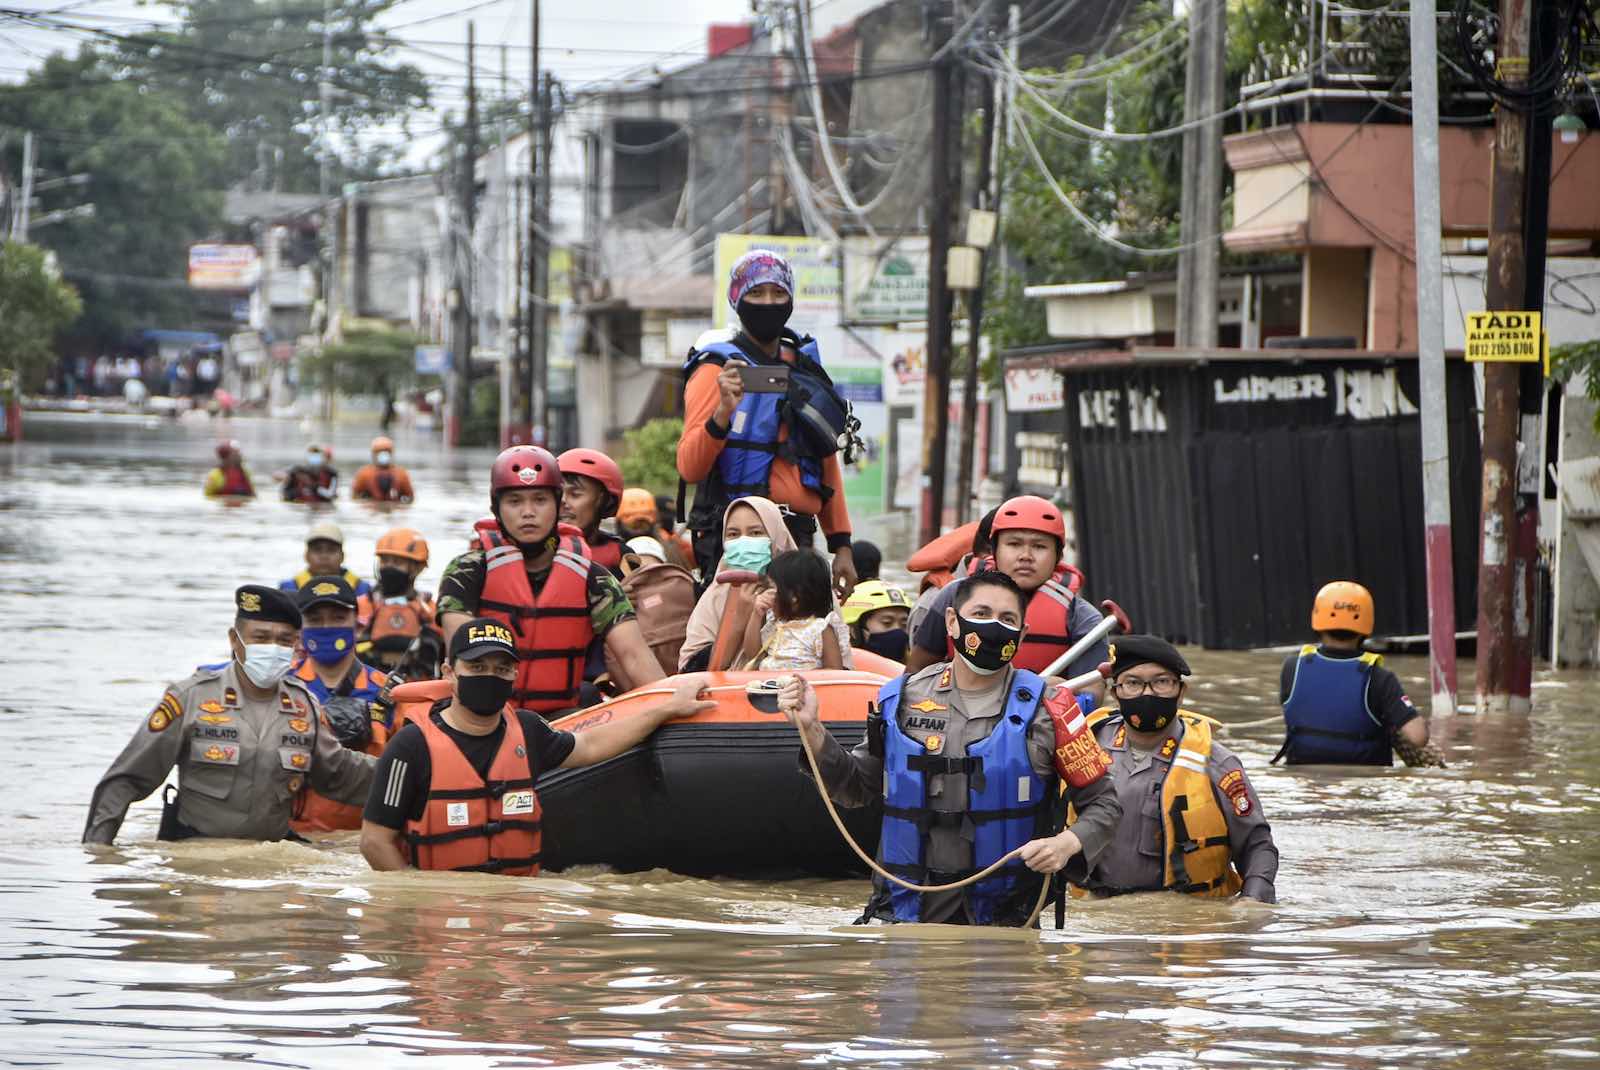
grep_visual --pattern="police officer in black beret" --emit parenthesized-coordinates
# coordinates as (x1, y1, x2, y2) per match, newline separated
(84, 584, 376, 844)
(1065, 635, 1279, 903)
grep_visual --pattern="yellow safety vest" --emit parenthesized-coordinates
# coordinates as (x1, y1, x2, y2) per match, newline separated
(1070, 709, 1244, 898)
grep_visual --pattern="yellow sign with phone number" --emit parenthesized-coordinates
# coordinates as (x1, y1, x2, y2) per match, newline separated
(1464, 311, 1542, 363)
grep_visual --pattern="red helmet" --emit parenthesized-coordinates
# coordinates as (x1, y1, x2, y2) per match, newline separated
(558, 447, 624, 515)
(490, 445, 562, 501)
(215, 439, 240, 460)
(990, 495, 1066, 542)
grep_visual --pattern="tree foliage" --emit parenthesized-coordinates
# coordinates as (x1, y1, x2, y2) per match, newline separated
(0, 50, 227, 349)
(1551, 339, 1600, 433)
(302, 324, 425, 396)
(112, 0, 431, 192)
(620, 418, 687, 495)
(0, 241, 83, 389)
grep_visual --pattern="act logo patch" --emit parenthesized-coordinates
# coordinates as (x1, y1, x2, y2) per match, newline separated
(501, 791, 535, 816)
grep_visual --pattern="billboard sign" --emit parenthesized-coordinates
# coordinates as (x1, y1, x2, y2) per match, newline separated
(842, 236, 929, 325)
(188, 243, 260, 291)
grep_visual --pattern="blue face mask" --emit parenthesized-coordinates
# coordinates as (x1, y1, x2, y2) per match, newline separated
(302, 626, 356, 665)
(722, 534, 773, 573)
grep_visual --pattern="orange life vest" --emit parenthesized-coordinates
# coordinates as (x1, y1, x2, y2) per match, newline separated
(368, 592, 438, 645)
(290, 722, 389, 834)
(477, 538, 593, 715)
(405, 710, 543, 875)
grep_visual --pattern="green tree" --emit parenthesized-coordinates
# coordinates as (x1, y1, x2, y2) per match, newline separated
(0, 50, 227, 349)
(300, 324, 429, 427)
(113, 0, 431, 192)
(619, 417, 686, 496)
(0, 241, 83, 390)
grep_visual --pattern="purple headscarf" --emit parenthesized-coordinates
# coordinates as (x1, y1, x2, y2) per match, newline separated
(727, 249, 795, 310)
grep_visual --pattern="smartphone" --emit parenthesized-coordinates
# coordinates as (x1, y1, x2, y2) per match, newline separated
(735, 363, 791, 394)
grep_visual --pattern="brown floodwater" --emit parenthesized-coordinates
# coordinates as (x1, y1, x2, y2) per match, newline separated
(3, 412, 1598, 1067)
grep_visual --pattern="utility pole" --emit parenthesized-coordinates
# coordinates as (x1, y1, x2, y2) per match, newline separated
(920, 1, 963, 545)
(526, 0, 547, 446)
(530, 70, 554, 447)
(1408, 0, 1458, 719)
(319, 0, 333, 198)
(955, 55, 1001, 526)
(1475, 0, 1531, 714)
(1174, 0, 1225, 348)
(449, 22, 479, 448)
(13, 130, 34, 241)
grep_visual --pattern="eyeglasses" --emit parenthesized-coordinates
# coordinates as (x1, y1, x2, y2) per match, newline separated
(1111, 674, 1181, 699)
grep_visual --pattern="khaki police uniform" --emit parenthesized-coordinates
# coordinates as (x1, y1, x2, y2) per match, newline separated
(1081, 712, 1279, 902)
(84, 662, 375, 844)
(807, 661, 1121, 923)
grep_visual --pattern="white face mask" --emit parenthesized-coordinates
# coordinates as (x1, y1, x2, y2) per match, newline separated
(306, 452, 323, 467)
(375, 450, 393, 466)
(233, 630, 293, 687)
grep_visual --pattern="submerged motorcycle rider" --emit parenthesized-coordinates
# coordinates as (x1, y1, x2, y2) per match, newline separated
(676, 249, 858, 597)
(781, 570, 1122, 926)
(435, 445, 666, 717)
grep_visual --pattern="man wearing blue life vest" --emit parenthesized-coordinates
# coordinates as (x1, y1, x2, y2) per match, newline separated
(1071, 636, 1279, 903)
(1276, 581, 1442, 767)
(781, 571, 1121, 926)
(677, 249, 858, 598)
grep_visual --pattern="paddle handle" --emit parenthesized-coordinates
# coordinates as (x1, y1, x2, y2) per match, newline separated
(1038, 599, 1130, 682)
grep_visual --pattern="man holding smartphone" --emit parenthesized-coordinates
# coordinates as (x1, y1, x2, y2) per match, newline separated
(677, 249, 857, 597)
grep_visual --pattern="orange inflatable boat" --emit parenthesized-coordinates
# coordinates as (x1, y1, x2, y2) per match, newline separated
(388, 656, 900, 877)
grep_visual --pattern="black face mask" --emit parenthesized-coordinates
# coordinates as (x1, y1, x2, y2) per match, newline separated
(951, 614, 1022, 675)
(456, 673, 514, 716)
(1120, 694, 1180, 733)
(862, 628, 909, 663)
(377, 566, 411, 597)
(736, 299, 793, 344)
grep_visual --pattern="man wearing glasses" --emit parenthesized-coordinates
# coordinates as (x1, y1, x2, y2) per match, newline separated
(1064, 635, 1279, 903)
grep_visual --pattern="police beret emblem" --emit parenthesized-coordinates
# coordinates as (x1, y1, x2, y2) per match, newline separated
(238, 591, 261, 613)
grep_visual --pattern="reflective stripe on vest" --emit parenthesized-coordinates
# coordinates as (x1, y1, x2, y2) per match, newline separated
(477, 544, 592, 714)
(1279, 647, 1390, 765)
(406, 711, 542, 875)
(876, 670, 1049, 924)
(685, 340, 823, 499)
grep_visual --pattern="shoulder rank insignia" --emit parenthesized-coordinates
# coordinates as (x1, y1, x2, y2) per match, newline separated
(907, 698, 947, 715)
(1159, 737, 1178, 760)
(147, 691, 182, 732)
(1112, 725, 1126, 749)
(223, 687, 239, 707)
(280, 693, 295, 711)
(937, 668, 952, 689)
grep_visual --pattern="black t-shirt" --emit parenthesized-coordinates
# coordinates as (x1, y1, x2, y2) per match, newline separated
(364, 705, 576, 829)
(1279, 646, 1420, 734)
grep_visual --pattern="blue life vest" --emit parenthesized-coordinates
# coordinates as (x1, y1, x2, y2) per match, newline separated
(682, 336, 827, 508)
(1279, 647, 1391, 765)
(876, 670, 1049, 924)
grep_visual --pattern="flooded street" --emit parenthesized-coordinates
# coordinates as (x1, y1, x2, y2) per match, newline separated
(4, 413, 1599, 1068)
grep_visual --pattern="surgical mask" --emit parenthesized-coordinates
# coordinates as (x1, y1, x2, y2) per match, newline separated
(377, 566, 412, 597)
(1120, 694, 1180, 733)
(306, 452, 323, 467)
(375, 450, 393, 466)
(302, 625, 355, 666)
(736, 299, 793, 344)
(722, 534, 773, 573)
(863, 628, 909, 663)
(234, 632, 293, 687)
(456, 673, 514, 716)
(952, 614, 1021, 675)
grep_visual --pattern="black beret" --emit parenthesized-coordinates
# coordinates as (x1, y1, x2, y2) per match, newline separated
(235, 584, 302, 628)
(1107, 634, 1190, 679)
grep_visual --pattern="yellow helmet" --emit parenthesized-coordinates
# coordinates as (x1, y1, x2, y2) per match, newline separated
(840, 580, 912, 627)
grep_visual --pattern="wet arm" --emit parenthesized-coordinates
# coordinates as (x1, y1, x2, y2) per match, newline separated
(360, 821, 409, 870)
(83, 699, 187, 844)
(1214, 755, 1278, 903)
(563, 685, 709, 768)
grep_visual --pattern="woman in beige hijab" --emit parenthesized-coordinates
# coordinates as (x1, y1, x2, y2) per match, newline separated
(680, 497, 794, 670)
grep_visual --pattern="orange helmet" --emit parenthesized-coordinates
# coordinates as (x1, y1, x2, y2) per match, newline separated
(371, 435, 394, 454)
(990, 495, 1066, 543)
(1311, 581, 1374, 636)
(376, 527, 429, 567)
(616, 487, 658, 530)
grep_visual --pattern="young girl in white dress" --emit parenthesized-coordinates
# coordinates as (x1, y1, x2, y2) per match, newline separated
(741, 549, 852, 671)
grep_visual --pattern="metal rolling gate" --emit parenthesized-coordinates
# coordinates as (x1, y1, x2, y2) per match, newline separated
(1056, 354, 1482, 649)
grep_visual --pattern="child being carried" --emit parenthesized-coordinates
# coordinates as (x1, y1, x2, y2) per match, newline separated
(741, 549, 853, 671)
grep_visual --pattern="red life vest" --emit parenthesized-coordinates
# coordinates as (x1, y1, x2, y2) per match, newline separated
(477, 539, 594, 715)
(586, 531, 624, 574)
(219, 466, 254, 496)
(471, 517, 591, 556)
(944, 575, 1080, 675)
(405, 710, 542, 875)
